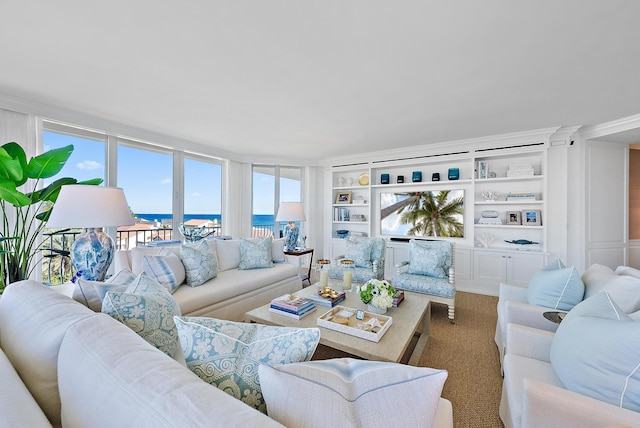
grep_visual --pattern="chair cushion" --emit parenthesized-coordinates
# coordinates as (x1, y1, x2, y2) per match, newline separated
(407, 239, 450, 278)
(550, 290, 640, 412)
(103, 273, 182, 357)
(72, 268, 137, 311)
(582, 264, 640, 313)
(392, 273, 455, 298)
(259, 358, 447, 428)
(180, 240, 218, 286)
(345, 237, 373, 268)
(239, 237, 274, 270)
(527, 266, 584, 311)
(174, 317, 319, 413)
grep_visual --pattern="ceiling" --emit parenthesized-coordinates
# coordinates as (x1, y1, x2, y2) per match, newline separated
(2, 1, 640, 163)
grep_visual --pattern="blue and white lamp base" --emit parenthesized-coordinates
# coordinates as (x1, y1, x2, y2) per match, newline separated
(71, 228, 115, 281)
(283, 222, 299, 251)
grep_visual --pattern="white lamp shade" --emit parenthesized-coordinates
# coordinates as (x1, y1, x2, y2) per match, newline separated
(275, 202, 306, 222)
(46, 185, 134, 229)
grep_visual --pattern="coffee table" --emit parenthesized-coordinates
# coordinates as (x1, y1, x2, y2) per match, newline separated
(244, 285, 431, 365)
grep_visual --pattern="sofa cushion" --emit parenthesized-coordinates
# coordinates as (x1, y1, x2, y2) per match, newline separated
(345, 237, 373, 268)
(174, 317, 320, 413)
(180, 240, 218, 286)
(72, 268, 137, 311)
(215, 239, 242, 271)
(408, 239, 449, 278)
(239, 237, 274, 270)
(550, 290, 640, 412)
(582, 263, 640, 313)
(142, 247, 186, 292)
(527, 266, 584, 311)
(259, 358, 447, 428)
(0, 280, 96, 427)
(103, 273, 182, 357)
(57, 314, 282, 428)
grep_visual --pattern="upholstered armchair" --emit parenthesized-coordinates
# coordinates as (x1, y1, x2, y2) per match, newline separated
(392, 239, 455, 322)
(329, 237, 386, 284)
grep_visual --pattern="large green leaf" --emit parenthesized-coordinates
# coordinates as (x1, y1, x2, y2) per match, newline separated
(0, 178, 30, 206)
(26, 144, 74, 180)
(0, 143, 26, 184)
(29, 177, 79, 204)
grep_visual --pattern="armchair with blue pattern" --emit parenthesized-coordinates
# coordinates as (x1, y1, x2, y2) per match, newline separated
(329, 237, 386, 284)
(392, 239, 455, 322)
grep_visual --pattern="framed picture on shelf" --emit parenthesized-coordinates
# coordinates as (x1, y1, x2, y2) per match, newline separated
(335, 191, 352, 204)
(506, 211, 521, 225)
(522, 209, 541, 226)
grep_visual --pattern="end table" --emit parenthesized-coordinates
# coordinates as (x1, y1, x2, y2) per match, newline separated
(284, 248, 314, 286)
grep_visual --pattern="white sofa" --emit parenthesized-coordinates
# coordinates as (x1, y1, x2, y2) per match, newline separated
(495, 263, 640, 367)
(114, 238, 302, 321)
(0, 280, 284, 428)
(500, 323, 640, 428)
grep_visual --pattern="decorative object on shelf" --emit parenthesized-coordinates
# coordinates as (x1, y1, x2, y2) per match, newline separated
(275, 202, 306, 251)
(178, 223, 216, 242)
(316, 259, 331, 289)
(335, 229, 349, 238)
(507, 163, 535, 177)
(359, 279, 395, 315)
(352, 198, 366, 204)
(522, 209, 541, 226)
(488, 171, 497, 178)
(412, 171, 422, 182)
(506, 192, 536, 201)
(448, 168, 460, 180)
(358, 172, 369, 186)
(340, 259, 355, 292)
(397, 175, 404, 183)
(481, 190, 500, 201)
(506, 211, 522, 225)
(46, 185, 134, 281)
(380, 173, 390, 184)
(478, 210, 502, 225)
(432, 172, 440, 181)
(481, 210, 499, 218)
(299, 235, 307, 249)
(335, 191, 352, 204)
(477, 161, 488, 179)
(337, 176, 346, 186)
(505, 239, 539, 245)
(334, 207, 350, 221)
(350, 214, 366, 222)
(477, 231, 495, 248)
(346, 177, 354, 186)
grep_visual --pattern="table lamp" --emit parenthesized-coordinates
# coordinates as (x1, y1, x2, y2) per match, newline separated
(46, 185, 134, 281)
(275, 202, 306, 251)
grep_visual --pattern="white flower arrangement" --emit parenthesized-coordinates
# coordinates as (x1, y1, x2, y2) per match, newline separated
(359, 279, 395, 309)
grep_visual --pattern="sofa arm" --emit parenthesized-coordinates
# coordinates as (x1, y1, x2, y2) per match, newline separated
(522, 379, 640, 428)
(372, 258, 385, 274)
(114, 250, 132, 273)
(395, 261, 409, 274)
(502, 300, 561, 333)
(498, 282, 528, 303)
(506, 324, 554, 362)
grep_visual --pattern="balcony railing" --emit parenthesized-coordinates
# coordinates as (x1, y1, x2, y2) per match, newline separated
(42, 223, 282, 284)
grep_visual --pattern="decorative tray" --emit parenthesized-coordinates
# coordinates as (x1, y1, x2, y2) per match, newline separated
(317, 305, 392, 342)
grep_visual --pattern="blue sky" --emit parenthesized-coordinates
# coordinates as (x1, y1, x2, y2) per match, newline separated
(43, 132, 297, 215)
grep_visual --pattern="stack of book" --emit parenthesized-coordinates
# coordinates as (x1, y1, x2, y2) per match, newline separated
(392, 290, 405, 307)
(269, 294, 317, 320)
(506, 192, 536, 201)
(307, 291, 346, 307)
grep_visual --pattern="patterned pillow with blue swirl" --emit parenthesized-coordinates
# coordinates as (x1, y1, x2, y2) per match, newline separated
(239, 237, 274, 270)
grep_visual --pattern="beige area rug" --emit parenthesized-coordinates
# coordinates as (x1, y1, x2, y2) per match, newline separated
(311, 291, 504, 428)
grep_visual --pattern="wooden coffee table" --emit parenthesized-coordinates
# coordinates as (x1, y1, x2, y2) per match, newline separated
(244, 285, 431, 365)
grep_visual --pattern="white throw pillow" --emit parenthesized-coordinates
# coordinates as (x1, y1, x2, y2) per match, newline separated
(72, 268, 137, 311)
(259, 358, 448, 428)
(582, 264, 640, 313)
(215, 239, 242, 271)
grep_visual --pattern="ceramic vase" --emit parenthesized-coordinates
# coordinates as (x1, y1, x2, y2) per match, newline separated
(367, 303, 387, 315)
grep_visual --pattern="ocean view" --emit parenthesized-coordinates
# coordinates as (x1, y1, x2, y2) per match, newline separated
(136, 214, 276, 226)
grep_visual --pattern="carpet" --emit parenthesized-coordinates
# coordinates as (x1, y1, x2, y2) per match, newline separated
(311, 291, 504, 427)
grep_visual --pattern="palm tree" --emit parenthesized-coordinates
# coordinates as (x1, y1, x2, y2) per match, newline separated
(393, 190, 464, 237)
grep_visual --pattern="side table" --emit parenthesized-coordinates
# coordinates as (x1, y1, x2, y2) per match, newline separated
(543, 311, 567, 324)
(284, 248, 314, 286)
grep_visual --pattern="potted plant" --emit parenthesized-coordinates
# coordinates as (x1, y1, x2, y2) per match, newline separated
(0, 142, 102, 292)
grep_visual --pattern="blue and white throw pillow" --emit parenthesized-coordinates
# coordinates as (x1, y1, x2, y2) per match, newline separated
(527, 266, 584, 310)
(174, 316, 320, 413)
(143, 248, 185, 293)
(180, 240, 218, 286)
(239, 237, 274, 270)
(72, 268, 137, 311)
(103, 272, 182, 357)
(345, 237, 373, 268)
(551, 290, 640, 412)
(259, 358, 448, 427)
(408, 239, 450, 279)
